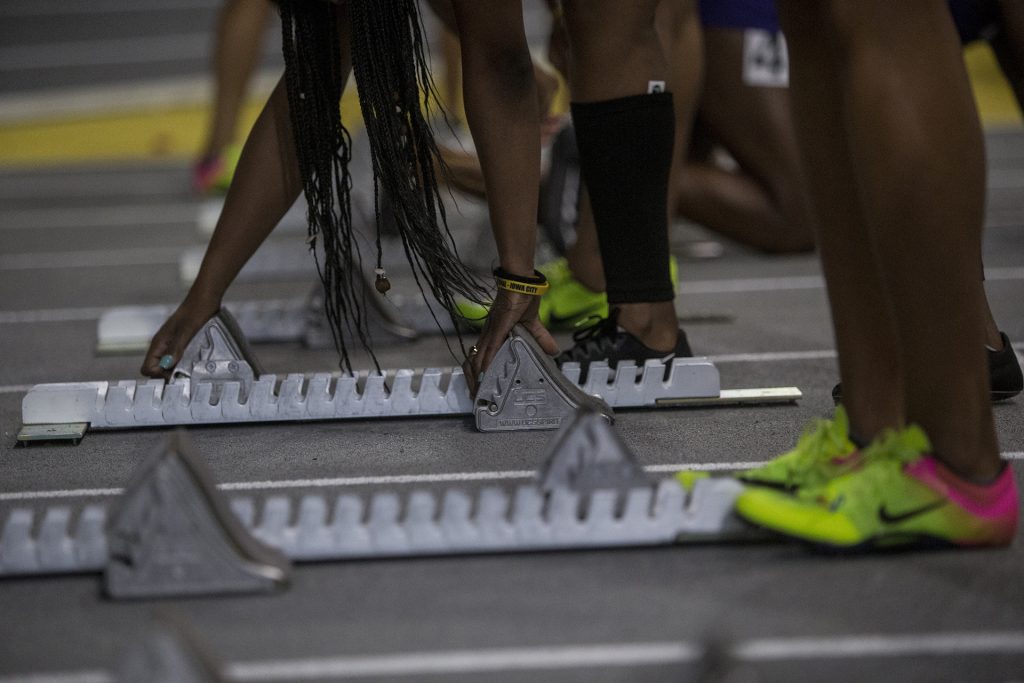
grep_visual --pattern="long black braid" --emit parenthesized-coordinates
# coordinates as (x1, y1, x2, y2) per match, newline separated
(279, 0, 486, 373)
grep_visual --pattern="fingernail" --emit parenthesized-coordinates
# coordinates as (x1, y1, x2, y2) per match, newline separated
(158, 355, 175, 370)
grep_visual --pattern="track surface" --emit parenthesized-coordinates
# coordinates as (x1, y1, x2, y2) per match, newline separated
(2, 3, 1024, 682)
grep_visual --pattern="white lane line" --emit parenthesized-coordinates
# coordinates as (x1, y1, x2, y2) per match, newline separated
(4, 455, 1023, 503)
(0, 205, 198, 230)
(0, 307, 110, 323)
(226, 643, 700, 681)
(0, 34, 211, 72)
(735, 631, 1024, 660)
(710, 350, 837, 363)
(0, 673, 113, 683)
(0, 488, 126, 502)
(678, 267, 1024, 295)
(0, 71, 280, 124)
(0, 0, 215, 18)
(679, 275, 824, 294)
(0, 384, 33, 395)
(0, 247, 182, 271)
(987, 266, 1024, 280)
(221, 470, 538, 493)
(0, 175, 181, 200)
(10, 631, 1024, 683)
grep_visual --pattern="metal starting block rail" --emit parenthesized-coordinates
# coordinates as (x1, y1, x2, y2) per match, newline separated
(22, 310, 800, 441)
(0, 411, 755, 598)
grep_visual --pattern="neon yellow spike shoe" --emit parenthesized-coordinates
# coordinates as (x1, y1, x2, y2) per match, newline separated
(736, 406, 858, 491)
(454, 256, 678, 331)
(735, 425, 1019, 550)
(540, 258, 607, 329)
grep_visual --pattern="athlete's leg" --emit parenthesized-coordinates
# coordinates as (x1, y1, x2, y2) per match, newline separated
(779, 0, 1000, 478)
(440, 27, 465, 125)
(985, 0, 1024, 350)
(991, 0, 1024, 110)
(561, 0, 693, 352)
(451, 0, 559, 386)
(678, 29, 815, 253)
(659, 0, 704, 226)
(564, 0, 702, 296)
(200, 0, 274, 162)
(759, 6, 902, 440)
(143, 6, 347, 378)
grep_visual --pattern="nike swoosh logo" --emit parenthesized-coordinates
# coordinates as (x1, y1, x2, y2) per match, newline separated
(878, 500, 947, 524)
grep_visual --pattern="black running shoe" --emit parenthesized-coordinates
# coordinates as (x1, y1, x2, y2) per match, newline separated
(989, 332, 1023, 401)
(556, 311, 692, 367)
(831, 331, 1023, 404)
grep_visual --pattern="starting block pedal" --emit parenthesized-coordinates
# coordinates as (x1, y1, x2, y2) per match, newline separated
(475, 329, 613, 431)
(105, 431, 290, 599)
(23, 309, 799, 441)
(0, 409, 755, 597)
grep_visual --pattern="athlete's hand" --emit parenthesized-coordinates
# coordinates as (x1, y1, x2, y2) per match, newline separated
(463, 289, 559, 396)
(140, 300, 220, 380)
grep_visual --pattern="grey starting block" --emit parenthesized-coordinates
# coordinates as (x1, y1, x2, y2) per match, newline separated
(105, 431, 290, 598)
(0, 409, 754, 596)
(23, 309, 793, 441)
(475, 328, 613, 431)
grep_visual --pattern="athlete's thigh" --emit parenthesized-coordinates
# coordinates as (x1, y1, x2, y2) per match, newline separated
(698, 28, 800, 191)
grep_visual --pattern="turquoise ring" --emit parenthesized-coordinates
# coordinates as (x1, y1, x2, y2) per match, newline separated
(158, 354, 175, 370)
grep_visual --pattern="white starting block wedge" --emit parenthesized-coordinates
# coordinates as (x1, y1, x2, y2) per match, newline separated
(22, 310, 800, 442)
(0, 411, 757, 598)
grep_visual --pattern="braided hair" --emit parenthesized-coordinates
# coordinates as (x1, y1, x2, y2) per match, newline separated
(278, 0, 486, 373)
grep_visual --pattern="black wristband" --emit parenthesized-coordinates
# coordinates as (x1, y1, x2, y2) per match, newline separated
(492, 267, 547, 285)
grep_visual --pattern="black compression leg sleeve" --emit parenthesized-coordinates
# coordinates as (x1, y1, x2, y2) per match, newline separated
(571, 92, 675, 304)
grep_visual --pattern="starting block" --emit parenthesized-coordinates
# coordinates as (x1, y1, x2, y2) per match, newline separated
(21, 309, 799, 441)
(22, 310, 800, 441)
(96, 281, 453, 355)
(0, 410, 755, 598)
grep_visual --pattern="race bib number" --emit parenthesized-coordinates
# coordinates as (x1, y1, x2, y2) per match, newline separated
(743, 30, 789, 88)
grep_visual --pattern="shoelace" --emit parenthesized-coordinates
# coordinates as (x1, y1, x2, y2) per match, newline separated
(799, 426, 931, 502)
(787, 417, 849, 476)
(562, 314, 620, 362)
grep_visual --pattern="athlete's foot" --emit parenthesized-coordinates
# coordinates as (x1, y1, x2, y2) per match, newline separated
(564, 248, 606, 294)
(737, 406, 859, 491)
(615, 302, 680, 352)
(988, 332, 1023, 401)
(555, 308, 692, 367)
(832, 331, 1023, 403)
(735, 425, 1019, 550)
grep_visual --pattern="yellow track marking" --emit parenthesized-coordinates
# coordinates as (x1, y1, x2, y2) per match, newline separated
(0, 48, 1018, 168)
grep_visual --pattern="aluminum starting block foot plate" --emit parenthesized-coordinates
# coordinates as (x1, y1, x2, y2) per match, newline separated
(0, 410, 756, 597)
(105, 431, 290, 599)
(475, 326, 613, 431)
